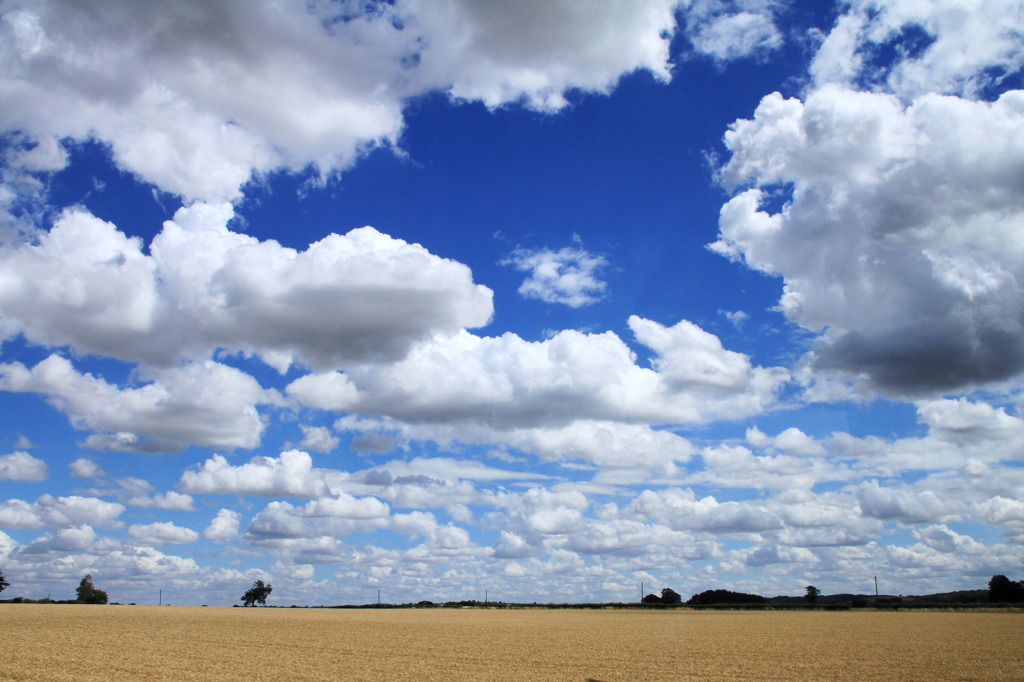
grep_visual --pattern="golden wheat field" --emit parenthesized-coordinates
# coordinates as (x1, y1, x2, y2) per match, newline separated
(1, 605, 1022, 681)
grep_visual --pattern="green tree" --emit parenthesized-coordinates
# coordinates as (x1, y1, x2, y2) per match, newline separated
(686, 589, 766, 605)
(76, 574, 109, 604)
(805, 585, 821, 604)
(988, 575, 1024, 603)
(241, 579, 272, 607)
(0, 570, 9, 593)
(661, 587, 682, 604)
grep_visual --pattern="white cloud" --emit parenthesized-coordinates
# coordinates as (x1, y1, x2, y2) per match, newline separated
(691, 443, 852, 491)
(810, 0, 1024, 100)
(719, 309, 749, 329)
(408, 0, 681, 111)
(127, 491, 195, 512)
(69, 458, 105, 478)
(286, 372, 360, 412)
(713, 86, 1024, 395)
(627, 487, 782, 534)
(0, 0, 409, 201)
(744, 543, 817, 567)
(180, 450, 332, 499)
(298, 425, 339, 454)
(358, 457, 550, 486)
(856, 480, 962, 524)
(0, 203, 494, 372)
(916, 398, 1024, 444)
(21, 525, 98, 554)
(0, 354, 270, 452)
(204, 509, 242, 543)
(0, 494, 124, 530)
(0, 451, 48, 481)
(0, 0, 684, 203)
(493, 530, 541, 559)
(128, 522, 200, 547)
(244, 499, 436, 543)
(296, 494, 390, 520)
(686, 1, 784, 62)
(502, 244, 608, 307)
(746, 426, 825, 457)
(630, 315, 756, 391)
(500, 421, 695, 472)
(294, 318, 787, 429)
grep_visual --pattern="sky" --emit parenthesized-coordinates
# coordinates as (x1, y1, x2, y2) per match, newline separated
(0, 0, 1023, 607)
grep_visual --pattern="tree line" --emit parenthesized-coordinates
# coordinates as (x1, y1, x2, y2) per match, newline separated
(641, 585, 818, 606)
(642, 576, 1024, 607)
(1, 570, 1022, 606)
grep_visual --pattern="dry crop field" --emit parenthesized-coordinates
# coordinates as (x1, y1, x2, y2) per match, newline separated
(2, 605, 1023, 681)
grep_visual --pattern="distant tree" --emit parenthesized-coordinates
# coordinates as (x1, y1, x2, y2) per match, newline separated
(642, 593, 663, 604)
(988, 575, 1024, 603)
(687, 589, 766, 605)
(0, 570, 8, 593)
(805, 585, 821, 604)
(76, 574, 109, 604)
(661, 587, 682, 604)
(241, 579, 273, 607)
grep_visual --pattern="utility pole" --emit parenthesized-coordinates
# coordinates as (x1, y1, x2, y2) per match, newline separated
(377, 589, 381, 605)
(640, 581, 644, 603)
(874, 576, 878, 597)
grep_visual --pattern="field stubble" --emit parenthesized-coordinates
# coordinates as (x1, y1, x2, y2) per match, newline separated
(1, 605, 1022, 681)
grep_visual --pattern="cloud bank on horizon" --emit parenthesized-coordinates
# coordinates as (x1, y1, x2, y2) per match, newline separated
(0, 0, 1022, 606)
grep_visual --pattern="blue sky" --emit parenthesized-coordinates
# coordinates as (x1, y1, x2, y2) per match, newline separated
(1, 0, 1023, 606)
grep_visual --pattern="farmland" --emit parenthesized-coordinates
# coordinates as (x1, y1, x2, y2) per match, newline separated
(2, 605, 1022, 680)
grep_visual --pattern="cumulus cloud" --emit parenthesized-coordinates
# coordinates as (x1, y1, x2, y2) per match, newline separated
(810, 0, 1024, 100)
(128, 521, 200, 547)
(408, 0, 681, 111)
(0, 494, 124, 530)
(204, 509, 242, 543)
(502, 244, 608, 307)
(244, 499, 434, 542)
(916, 398, 1024, 445)
(180, 450, 332, 499)
(856, 480, 962, 524)
(292, 317, 787, 429)
(298, 425, 339, 454)
(0, 451, 48, 481)
(685, 1, 784, 62)
(21, 525, 98, 554)
(69, 458, 105, 478)
(0, 203, 494, 372)
(628, 487, 782, 533)
(0, 354, 270, 452)
(746, 427, 825, 457)
(0, 0, 684, 204)
(127, 491, 195, 512)
(713, 86, 1024, 395)
(0, 0, 409, 202)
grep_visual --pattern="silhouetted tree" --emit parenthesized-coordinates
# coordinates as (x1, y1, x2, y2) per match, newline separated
(0, 570, 8, 593)
(642, 593, 663, 604)
(661, 587, 682, 604)
(805, 585, 821, 604)
(76, 574, 109, 604)
(687, 589, 766, 605)
(988, 575, 1024, 603)
(241, 579, 273, 607)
